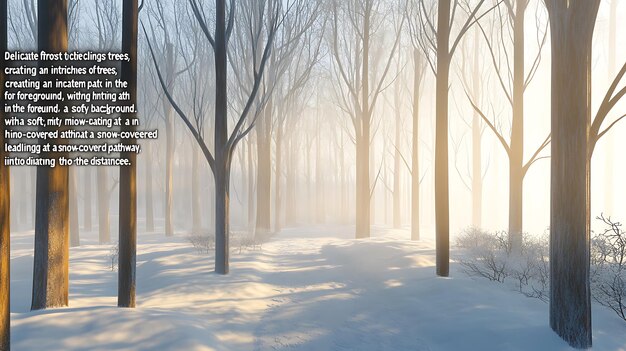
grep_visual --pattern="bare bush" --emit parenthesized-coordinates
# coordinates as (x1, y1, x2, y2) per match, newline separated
(456, 228, 510, 283)
(591, 214, 626, 321)
(186, 232, 216, 254)
(109, 242, 119, 271)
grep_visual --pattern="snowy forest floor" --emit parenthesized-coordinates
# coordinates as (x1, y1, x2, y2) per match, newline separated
(8, 225, 626, 350)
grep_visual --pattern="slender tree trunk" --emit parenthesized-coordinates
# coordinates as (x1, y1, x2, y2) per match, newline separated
(69, 167, 79, 247)
(340, 132, 348, 223)
(0, 0, 11, 345)
(255, 102, 272, 233)
(164, 43, 174, 237)
(411, 49, 421, 241)
(118, 0, 138, 308)
(247, 139, 254, 232)
(356, 4, 371, 239)
(191, 146, 201, 233)
(471, 29, 482, 229)
(214, 0, 230, 274)
(508, 4, 525, 251)
(145, 142, 154, 232)
(604, 0, 617, 214)
(315, 115, 323, 223)
(435, 0, 451, 276)
(393, 85, 401, 228)
(274, 127, 283, 232)
(546, 1, 598, 347)
(83, 167, 92, 231)
(285, 137, 296, 225)
(97, 168, 110, 243)
(32, 0, 70, 310)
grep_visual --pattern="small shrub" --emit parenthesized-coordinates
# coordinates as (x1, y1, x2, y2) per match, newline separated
(591, 214, 626, 321)
(186, 232, 215, 254)
(109, 242, 119, 271)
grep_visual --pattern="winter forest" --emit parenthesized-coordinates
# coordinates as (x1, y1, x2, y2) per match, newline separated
(1, 0, 626, 350)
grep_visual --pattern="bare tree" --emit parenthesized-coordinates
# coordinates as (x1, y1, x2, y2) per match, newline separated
(148, 0, 286, 273)
(544, 0, 626, 347)
(418, 0, 497, 276)
(31, 0, 70, 311)
(464, 0, 549, 251)
(330, 0, 404, 239)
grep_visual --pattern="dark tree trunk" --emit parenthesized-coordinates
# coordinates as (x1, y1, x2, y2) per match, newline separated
(97, 168, 110, 243)
(32, 0, 70, 310)
(69, 167, 79, 247)
(411, 49, 421, 241)
(144, 142, 154, 232)
(83, 167, 92, 231)
(118, 0, 138, 308)
(214, 0, 229, 275)
(435, 0, 451, 277)
(1, 0, 11, 345)
(546, 1, 599, 348)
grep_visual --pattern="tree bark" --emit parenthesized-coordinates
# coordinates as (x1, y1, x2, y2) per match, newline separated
(471, 29, 482, 229)
(274, 126, 283, 232)
(83, 167, 92, 231)
(97, 168, 110, 243)
(411, 48, 421, 241)
(508, 3, 525, 251)
(1, 0, 11, 345)
(118, 0, 138, 308)
(393, 81, 401, 229)
(32, 0, 70, 310)
(69, 167, 79, 247)
(546, 1, 599, 347)
(144, 142, 154, 232)
(255, 101, 272, 233)
(164, 43, 174, 237)
(191, 146, 201, 233)
(435, 0, 451, 277)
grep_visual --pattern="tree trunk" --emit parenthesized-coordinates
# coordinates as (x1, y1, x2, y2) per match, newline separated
(145, 142, 154, 232)
(435, 0, 451, 277)
(285, 137, 296, 225)
(255, 101, 272, 233)
(97, 168, 110, 243)
(393, 84, 401, 228)
(214, 0, 230, 274)
(508, 4, 525, 252)
(83, 167, 92, 231)
(191, 146, 201, 233)
(247, 139, 254, 232)
(315, 115, 324, 223)
(471, 29, 482, 229)
(411, 48, 421, 241)
(164, 43, 175, 237)
(274, 126, 283, 232)
(118, 0, 138, 308)
(32, 0, 70, 310)
(546, 1, 598, 347)
(69, 167, 80, 247)
(0, 0, 10, 344)
(356, 4, 371, 239)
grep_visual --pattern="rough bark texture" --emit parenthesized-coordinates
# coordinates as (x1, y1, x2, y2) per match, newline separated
(435, 0, 451, 277)
(118, 0, 138, 308)
(545, 1, 599, 348)
(32, 0, 70, 310)
(1, 0, 10, 345)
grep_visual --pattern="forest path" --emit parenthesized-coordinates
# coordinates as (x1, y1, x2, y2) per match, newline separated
(8, 225, 625, 350)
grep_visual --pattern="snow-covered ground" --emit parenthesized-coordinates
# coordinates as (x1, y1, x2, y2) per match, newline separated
(8, 225, 626, 350)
